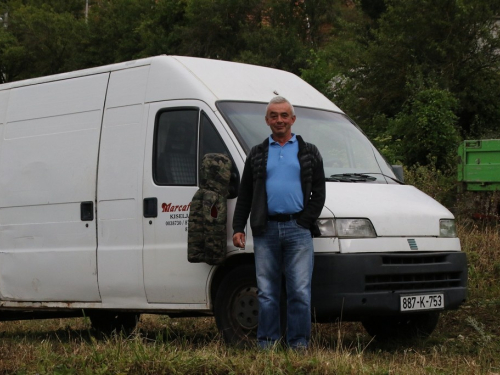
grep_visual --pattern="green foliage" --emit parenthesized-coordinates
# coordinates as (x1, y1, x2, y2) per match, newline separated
(300, 7, 368, 99)
(179, 0, 251, 60)
(82, 0, 159, 67)
(135, 0, 187, 57)
(301, 50, 334, 96)
(179, 0, 341, 74)
(375, 1, 499, 142)
(303, 0, 500, 171)
(0, 3, 86, 81)
(403, 158, 457, 207)
(236, 24, 307, 74)
(360, 0, 386, 20)
(0, 0, 86, 18)
(459, 222, 500, 300)
(388, 88, 460, 169)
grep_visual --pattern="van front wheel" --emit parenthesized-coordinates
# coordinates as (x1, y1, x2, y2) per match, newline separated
(214, 265, 258, 347)
(362, 312, 440, 342)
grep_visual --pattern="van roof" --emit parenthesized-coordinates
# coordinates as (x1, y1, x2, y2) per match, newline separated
(169, 56, 341, 112)
(0, 55, 341, 113)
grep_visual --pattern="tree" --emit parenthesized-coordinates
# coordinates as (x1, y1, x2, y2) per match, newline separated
(365, 0, 500, 139)
(4, 0, 88, 18)
(135, 0, 187, 57)
(302, 0, 500, 168)
(0, 3, 86, 81)
(388, 87, 460, 169)
(235, 0, 349, 74)
(235, 0, 309, 74)
(82, 0, 157, 67)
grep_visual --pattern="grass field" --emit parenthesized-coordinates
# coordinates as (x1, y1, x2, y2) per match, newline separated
(0, 222, 499, 374)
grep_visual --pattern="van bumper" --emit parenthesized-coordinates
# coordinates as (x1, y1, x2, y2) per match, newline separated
(311, 252, 467, 322)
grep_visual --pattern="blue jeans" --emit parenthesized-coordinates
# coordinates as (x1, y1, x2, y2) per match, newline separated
(253, 219, 314, 349)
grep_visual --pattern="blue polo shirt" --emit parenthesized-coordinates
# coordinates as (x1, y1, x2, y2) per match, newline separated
(266, 134, 304, 215)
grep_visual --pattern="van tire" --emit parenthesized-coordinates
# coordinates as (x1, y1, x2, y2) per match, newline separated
(214, 265, 259, 347)
(362, 312, 440, 342)
(88, 311, 140, 335)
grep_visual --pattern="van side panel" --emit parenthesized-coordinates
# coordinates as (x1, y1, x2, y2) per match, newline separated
(0, 74, 108, 302)
(0, 92, 5, 299)
(96, 66, 149, 305)
(0, 90, 8, 124)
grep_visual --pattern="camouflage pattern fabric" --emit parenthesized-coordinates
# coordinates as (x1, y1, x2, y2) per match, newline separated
(188, 153, 232, 265)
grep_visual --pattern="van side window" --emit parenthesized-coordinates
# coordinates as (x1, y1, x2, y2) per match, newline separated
(200, 112, 239, 198)
(200, 112, 229, 157)
(155, 109, 198, 185)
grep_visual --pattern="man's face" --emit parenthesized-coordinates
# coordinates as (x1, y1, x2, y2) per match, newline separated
(265, 102, 296, 139)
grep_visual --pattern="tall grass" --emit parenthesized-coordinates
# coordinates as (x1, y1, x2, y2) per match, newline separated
(0, 309, 498, 374)
(459, 222, 500, 299)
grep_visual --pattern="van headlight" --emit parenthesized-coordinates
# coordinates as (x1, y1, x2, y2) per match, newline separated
(317, 219, 336, 237)
(317, 218, 377, 238)
(440, 219, 457, 237)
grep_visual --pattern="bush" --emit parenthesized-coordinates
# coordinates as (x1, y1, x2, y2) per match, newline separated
(403, 159, 457, 210)
(389, 88, 460, 170)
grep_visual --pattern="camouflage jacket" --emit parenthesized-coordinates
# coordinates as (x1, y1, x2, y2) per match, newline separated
(188, 153, 232, 265)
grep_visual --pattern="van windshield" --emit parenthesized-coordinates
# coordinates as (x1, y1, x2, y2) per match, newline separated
(217, 101, 398, 183)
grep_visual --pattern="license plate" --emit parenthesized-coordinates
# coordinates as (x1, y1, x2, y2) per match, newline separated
(400, 293, 444, 312)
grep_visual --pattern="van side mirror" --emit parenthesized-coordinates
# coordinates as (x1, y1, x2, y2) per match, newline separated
(392, 165, 404, 183)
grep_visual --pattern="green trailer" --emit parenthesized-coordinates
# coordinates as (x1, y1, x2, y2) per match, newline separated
(458, 139, 500, 192)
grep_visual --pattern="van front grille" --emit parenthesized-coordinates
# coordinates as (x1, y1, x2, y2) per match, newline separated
(365, 272, 462, 292)
(381, 254, 448, 265)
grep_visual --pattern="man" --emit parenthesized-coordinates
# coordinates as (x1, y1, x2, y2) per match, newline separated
(232, 96, 326, 349)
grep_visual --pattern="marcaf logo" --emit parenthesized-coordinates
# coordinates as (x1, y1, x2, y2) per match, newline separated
(162, 202, 191, 213)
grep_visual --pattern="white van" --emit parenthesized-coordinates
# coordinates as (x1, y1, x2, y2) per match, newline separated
(0, 55, 466, 342)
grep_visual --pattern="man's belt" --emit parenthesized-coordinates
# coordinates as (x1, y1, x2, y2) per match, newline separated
(268, 212, 302, 222)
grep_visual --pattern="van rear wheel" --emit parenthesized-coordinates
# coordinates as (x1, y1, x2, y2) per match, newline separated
(214, 265, 259, 347)
(362, 312, 440, 342)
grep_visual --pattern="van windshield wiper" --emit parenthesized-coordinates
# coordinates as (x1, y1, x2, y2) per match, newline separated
(381, 173, 405, 184)
(326, 173, 377, 182)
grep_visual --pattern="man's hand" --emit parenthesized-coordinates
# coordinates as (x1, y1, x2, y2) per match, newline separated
(233, 232, 246, 249)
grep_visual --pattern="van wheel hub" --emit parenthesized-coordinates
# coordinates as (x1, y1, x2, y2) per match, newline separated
(233, 286, 258, 330)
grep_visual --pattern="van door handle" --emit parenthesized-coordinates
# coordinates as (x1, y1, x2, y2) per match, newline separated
(81, 201, 94, 221)
(143, 197, 158, 218)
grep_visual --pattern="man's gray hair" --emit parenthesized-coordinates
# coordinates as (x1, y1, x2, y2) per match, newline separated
(266, 96, 295, 116)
